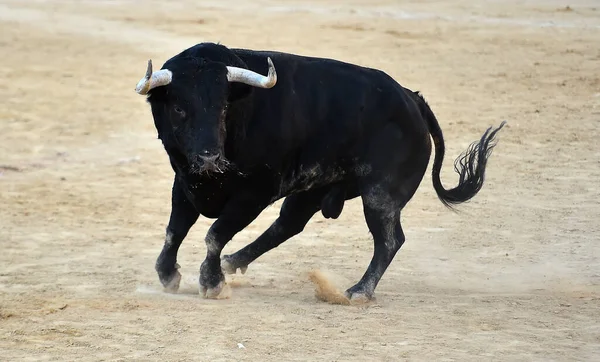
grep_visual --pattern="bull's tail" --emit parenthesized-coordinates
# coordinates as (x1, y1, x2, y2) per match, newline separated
(414, 92, 506, 209)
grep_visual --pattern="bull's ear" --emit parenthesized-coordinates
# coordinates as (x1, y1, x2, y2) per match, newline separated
(228, 83, 252, 103)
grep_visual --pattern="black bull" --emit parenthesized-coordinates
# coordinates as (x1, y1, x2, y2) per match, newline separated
(135, 42, 505, 301)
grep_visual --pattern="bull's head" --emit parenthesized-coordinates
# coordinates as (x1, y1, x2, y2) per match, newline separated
(135, 53, 276, 174)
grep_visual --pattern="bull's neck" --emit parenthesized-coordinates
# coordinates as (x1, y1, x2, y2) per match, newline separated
(223, 94, 254, 162)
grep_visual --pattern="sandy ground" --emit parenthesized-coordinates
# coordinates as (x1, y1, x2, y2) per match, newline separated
(1, 0, 599, 360)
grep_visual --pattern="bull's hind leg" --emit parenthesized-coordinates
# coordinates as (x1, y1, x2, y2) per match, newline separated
(345, 190, 405, 302)
(221, 188, 328, 275)
(348, 178, 424, 301)
(347, 140, 430, 301)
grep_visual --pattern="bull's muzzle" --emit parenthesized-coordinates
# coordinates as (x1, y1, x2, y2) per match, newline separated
(189, 152, 228, 174)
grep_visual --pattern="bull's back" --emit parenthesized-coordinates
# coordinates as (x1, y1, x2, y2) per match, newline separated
(239, 50, 402, 146)
(233, 49, 415, 196)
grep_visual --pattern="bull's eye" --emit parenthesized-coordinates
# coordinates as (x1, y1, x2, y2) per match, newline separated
(173, 106, 186, 117)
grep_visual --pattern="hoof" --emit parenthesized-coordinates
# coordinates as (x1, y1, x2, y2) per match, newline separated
(221, 256, 248, 275)
(159, 263, 181, 293)
(200, 280, 231, 300)
(163, 271, 181, 293)
(344, 289, 375, 305)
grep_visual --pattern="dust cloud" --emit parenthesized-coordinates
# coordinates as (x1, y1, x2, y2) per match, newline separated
(308, 269, 352, 305)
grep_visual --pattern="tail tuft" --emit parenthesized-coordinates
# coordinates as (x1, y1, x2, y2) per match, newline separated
(414, 91, 506, 210)
(440, 121, 506, 209)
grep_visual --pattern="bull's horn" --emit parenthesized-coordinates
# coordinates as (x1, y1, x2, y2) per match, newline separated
(226, 57, 277, 89)
(135, 59, 173, 95)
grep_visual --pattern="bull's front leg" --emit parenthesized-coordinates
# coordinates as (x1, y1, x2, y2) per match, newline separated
(199, 194, 268, 299)
(156, 177, 199, 292)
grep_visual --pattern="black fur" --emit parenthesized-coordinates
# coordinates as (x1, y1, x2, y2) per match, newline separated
(145, 42, 506, 299)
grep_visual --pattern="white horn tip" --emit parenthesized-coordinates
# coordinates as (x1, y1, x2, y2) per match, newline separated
(135, 59, 153, 95)
(265, 57, 277, 88)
